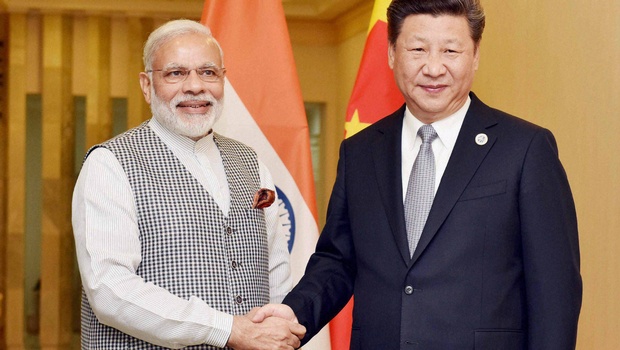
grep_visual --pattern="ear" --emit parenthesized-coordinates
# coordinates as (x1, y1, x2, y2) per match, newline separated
(139, 72, 152, 104)
(388, 43, 396, 69)
(473, 42, 481, 71)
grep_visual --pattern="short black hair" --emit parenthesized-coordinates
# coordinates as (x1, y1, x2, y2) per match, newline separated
(387, 0, 485, 45)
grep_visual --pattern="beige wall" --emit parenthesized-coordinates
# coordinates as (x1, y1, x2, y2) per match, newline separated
(290, 33, 340, 225)
(290, 31, 369, 224)
(289, 7, 371, 225)
(472, 2, 620, 348)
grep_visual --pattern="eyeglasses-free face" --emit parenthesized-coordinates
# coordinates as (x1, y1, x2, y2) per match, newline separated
(388, 14, 480, 124)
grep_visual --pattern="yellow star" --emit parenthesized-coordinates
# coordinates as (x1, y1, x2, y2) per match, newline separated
(345, 110, 371, 139)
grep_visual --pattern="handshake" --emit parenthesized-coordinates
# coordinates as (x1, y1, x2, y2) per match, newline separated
(227, 304, 305, 350)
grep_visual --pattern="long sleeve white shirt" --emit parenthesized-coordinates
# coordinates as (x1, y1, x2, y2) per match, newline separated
(72, 118, 292, 348)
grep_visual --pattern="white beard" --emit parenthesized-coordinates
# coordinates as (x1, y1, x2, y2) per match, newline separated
(150, 86, 224, 140)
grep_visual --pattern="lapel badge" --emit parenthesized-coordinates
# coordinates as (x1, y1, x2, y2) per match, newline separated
(475, 133, 488, 146)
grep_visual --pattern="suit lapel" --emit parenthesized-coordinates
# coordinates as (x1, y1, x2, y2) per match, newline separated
(371, 106, 412, 265)
(410, 94, 499, 266)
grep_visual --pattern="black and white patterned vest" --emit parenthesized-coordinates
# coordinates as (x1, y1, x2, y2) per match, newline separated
(80, 123, 270, 349)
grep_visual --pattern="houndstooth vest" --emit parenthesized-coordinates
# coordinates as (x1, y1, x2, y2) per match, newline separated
(80, 123, 270, 349)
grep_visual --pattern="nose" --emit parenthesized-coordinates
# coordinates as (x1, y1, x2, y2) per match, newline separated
(181, 69, 206, 94)
(422, 52, 447, 77)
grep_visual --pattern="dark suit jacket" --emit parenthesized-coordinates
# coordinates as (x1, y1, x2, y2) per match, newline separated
(283, 93, 582, 350)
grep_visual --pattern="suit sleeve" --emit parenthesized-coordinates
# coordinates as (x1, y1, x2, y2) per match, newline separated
(282, 142, 357, 342)
(519, 129, 582, 349)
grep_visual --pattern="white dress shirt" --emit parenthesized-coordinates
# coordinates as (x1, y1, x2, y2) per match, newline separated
(72, 118, 292, 348)
(401, 97, 470, 200)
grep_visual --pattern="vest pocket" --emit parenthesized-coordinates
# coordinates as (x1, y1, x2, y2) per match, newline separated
(474, 329, 525, 350)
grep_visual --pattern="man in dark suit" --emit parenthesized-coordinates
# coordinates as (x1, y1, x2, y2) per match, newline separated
(255, 0, 582, 348)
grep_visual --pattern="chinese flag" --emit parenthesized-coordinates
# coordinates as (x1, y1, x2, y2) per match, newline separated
(345, 0, 404, 138)
(202, 1, 331, 349)
(331, 0, 404, 349)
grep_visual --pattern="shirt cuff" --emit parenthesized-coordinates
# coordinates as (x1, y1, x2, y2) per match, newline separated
(205, 311, 233, 348)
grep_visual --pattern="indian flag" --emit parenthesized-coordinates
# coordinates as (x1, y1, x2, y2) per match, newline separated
(201, 1, 330, 349)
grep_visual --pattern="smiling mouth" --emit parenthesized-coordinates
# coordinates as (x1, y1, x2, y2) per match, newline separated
(177, 101, 212, 108)
(419, 85, 447, 93)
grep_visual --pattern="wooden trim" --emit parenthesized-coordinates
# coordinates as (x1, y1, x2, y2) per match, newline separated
(0, 0, 203, 19)
(109, 17, 128, 98)
(86, 16, 112, 147)
(39, 13, 74, 348)
(126, 17, 153, 129)
(5, 12, 26, 349)
(0, 12, 8, 349)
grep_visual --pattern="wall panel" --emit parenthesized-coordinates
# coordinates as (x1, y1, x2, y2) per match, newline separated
(473, 1, 620, 348)
(86, 16, 112, 147)
(0, 12, 7, 347)
(126, 17, 152, 128)
(5, 13, 27, 350)
(40, 14, 74, 350)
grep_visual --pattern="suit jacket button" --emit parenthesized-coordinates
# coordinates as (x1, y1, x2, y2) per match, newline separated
(404, 286, 414, 295)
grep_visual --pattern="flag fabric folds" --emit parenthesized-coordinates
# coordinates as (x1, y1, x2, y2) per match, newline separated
(345, 0, 404, 138)
(330, 0, 404, 349)
(201, 1, 330, 349)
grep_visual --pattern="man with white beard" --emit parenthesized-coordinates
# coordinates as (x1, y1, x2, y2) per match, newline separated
(71, 19, 305, 350)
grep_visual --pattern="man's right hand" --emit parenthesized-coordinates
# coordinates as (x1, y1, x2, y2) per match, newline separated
(227, 310, 305, 350)
(251, 304, 298, 323)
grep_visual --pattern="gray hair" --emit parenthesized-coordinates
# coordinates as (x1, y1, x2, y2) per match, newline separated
(143, 19, 224, 70)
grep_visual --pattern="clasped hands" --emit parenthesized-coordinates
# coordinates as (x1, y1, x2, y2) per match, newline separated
(227, 304, 304, 350)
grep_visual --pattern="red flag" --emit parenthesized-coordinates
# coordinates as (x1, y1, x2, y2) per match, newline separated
(202, 1, 330, 349)
(331, 1, 404, 349)
(345, 0, 404, 138)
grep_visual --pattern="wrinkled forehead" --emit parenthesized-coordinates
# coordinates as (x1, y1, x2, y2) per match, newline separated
(396, 14, 476, 47)
(153, 33, 223, 68)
